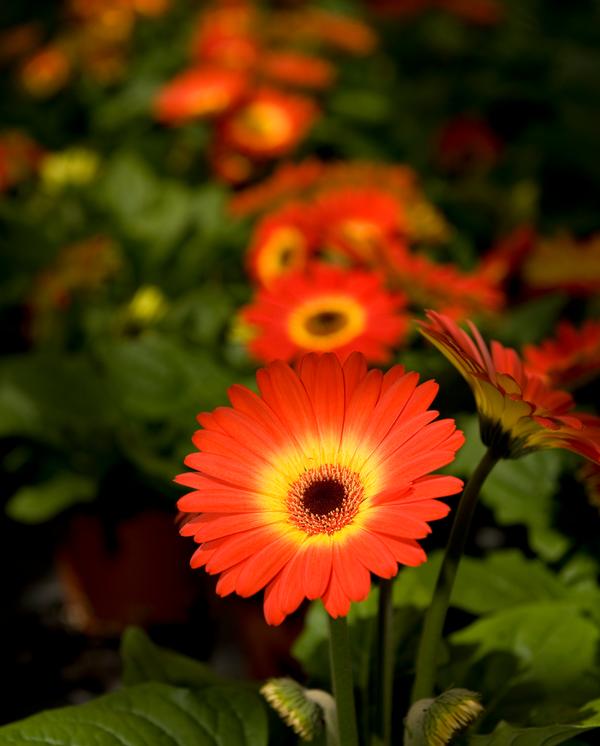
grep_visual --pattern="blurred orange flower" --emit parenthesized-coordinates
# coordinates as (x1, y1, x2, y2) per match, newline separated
(524, 320, 600, 390)
(246, 202, 318, 287)
(19, 45, 72, 97)
(154, 67, 249, 124)
(218, 88, 318, 158)
(259, 51, 336, 90)
(241, 263, 408, 363)
(391, 252, 504, 319)
(314, 188, 407, 267)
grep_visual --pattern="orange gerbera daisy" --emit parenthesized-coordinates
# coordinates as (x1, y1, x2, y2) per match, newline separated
(229, 159, 451, 244)
(246, 202, 317, 287)
(419, 311, 600, 462)
(190, 2, 258, 70)
(315, 188, 406, 266)
(153, 67, 248, 124)
(391, 253, 504, 319)
(176, 352, 464, 624)
(241, 263, 408, 363)
(218, 88, 318, 159)
(19, 45, 72, 98)
(259, 51, 336, 90)
(524, 320, 600, 389)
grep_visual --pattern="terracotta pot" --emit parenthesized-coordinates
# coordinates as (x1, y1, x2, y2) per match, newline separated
(56, 509, 198, 635)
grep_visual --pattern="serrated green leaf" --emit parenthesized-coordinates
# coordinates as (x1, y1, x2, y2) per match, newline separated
(121, 627, 220, 688)
(6, 472, 96, 523)
(469, 698, 600, 745)
(0, 682, 268, 746)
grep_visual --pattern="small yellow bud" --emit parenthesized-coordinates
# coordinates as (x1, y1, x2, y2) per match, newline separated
(126, 286, 168, 325)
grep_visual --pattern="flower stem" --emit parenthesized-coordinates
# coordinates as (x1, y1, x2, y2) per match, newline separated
(411, 448, 499, 703)
(328, 615, 360, 746)
(375, 578, 394, 746)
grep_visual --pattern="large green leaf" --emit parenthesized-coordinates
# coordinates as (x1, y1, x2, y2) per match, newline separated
(99, 333, 231, 421)
(0, 354, 114, 443)
(0, 682, 268, 746)
(394, 549, 567, 615)
(121, 627, 220, 688)
(450, 602, 600, 708)
(6, 472, 96, 523)
(469, 698, 600, 745)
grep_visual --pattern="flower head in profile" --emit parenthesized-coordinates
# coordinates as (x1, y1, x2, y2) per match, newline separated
(218, 88, 318, 159)
(176, 352, 463, 624)
(246, 202, 318, 287)
(391, 253, 504, 319)
(154, 67, 248, 124)
(259, 51, 336, 90)
(241, 263, 408, 363)
(524, 320, 600, 390)
(419, 311, 600, 462)
(19, 44, 71, 98)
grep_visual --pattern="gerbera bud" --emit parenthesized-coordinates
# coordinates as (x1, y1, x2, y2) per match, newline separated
(261, 678, 331, 741)
(404, 688, 483, 746)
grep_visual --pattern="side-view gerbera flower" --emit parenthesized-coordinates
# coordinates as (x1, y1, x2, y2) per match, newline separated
(240, 263, 409, 363)
(391, 252, 504, 319)
(523, 319, 600, 389)
(419, 310, 600, 462)
(176, 352, 464, 624)
(153, 67, 248, 124)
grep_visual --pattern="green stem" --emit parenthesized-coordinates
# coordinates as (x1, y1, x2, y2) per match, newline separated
(375, 578, 394, 746)
(328, 615, 360, 746)
(411, 448, 499, 703)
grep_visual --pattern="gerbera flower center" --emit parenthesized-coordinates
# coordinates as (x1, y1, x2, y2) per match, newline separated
(257, 226, 307, 283)
(287, 464, 364, 535)
(304, 310, 347, 336)
(236, 102, 292, 147)
(288, 294, 366, 350)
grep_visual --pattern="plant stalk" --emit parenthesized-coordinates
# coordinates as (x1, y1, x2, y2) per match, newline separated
(411, 448, 499, 703)
(328, 615, 360, 746)
(375, 578, 395, 746)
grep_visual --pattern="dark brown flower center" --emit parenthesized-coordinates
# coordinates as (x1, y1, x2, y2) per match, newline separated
(287, 464, 364, 535)
(304, 310, 347, 336)
(302, 478, 346, 515)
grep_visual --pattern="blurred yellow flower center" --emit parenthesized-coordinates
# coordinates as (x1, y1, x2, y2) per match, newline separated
(338, 219, 384, 259)
(236, 102, 293, 148)
(288, 294, 366, 350)
(258, 226, 307, 283)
